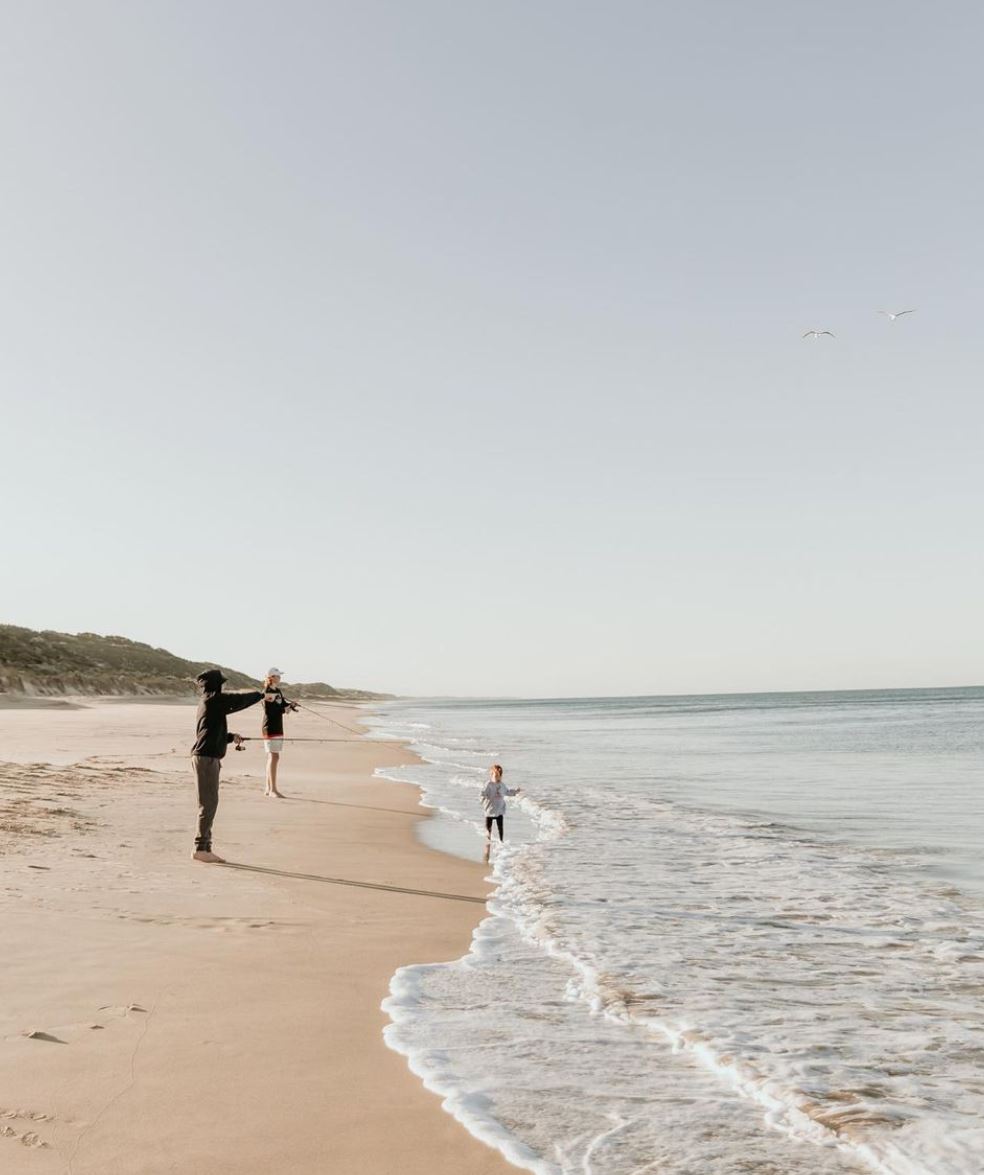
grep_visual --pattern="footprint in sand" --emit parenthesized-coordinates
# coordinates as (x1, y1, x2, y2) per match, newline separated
(11, 1019, 106, 1050)
(97, 1003, 147, 1017)
(1, 1124, 49, 1147)
(0, 1108, 54, 1149)
(21, 1030, 67, 1044)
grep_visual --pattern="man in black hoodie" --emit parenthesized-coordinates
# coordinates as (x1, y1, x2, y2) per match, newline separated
(191, 669, 264, 862)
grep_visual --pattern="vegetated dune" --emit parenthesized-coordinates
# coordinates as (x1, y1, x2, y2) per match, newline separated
(0, 624, 392, 701)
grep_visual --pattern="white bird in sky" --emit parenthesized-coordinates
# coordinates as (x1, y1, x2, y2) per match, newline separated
(802, 330, 835, 339)
(877, 309, 916, 320)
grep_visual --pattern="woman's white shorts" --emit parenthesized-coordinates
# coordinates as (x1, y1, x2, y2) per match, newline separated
(263, 738, 284, 755)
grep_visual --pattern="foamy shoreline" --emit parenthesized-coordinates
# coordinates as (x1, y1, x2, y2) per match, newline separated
(368, 694, 984, 1175)
(0, 697, 515, 1174)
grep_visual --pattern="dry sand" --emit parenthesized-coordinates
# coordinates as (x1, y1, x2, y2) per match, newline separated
(0, 699, 515, 1174)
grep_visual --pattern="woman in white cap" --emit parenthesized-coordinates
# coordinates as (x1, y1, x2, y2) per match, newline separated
(261, 668, 297, 798)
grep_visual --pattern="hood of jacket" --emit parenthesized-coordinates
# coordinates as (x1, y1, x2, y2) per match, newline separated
(195, 668, 227, 695)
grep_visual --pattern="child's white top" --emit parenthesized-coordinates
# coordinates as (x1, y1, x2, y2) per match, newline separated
(481, 779, 519, 817)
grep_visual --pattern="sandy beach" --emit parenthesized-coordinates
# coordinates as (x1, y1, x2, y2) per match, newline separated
(0, 698, 514, 1175)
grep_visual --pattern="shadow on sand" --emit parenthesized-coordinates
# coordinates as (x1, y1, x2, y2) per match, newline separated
(221, 861, 487, 905)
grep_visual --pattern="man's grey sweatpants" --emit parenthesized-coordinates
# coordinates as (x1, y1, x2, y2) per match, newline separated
(192, 755, 222, 852)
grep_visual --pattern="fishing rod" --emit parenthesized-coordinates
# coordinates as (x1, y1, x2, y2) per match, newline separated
(234, 734, 407, 750)
(235, 696, 407, 749)
(238, 737, 364, 744)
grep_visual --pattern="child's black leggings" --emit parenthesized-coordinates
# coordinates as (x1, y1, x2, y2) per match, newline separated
(485, 815, 504, 841)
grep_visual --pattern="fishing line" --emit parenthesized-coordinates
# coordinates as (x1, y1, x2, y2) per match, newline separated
(289, 699, 407, 745)
(247, 692, 406, 748)
(290, 701, 368, 738)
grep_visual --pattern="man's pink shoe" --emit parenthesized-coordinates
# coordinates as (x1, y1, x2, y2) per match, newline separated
(191, 850, 225, 863)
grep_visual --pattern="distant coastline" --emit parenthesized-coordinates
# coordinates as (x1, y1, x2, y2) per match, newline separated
(0, 623, 393, 702)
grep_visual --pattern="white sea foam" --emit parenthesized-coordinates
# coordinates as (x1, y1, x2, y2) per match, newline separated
(370, 693, 984, 1174)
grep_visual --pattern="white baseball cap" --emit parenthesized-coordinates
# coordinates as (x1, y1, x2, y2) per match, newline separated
(266, 667, 284, 677)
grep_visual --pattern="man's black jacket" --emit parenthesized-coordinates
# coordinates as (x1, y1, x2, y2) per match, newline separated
(191, 669, 263, 758)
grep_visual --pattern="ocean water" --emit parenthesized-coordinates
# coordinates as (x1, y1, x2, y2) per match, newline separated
(368, 689, 984, 1175)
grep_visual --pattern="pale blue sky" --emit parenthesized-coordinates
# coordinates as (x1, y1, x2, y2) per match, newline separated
(3, 2, 982, 697)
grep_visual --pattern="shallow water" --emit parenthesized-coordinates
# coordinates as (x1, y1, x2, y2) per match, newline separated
(371, 689, 984, 1174)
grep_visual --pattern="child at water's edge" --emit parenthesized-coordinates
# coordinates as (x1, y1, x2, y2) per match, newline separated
(481, 764, 520, 852)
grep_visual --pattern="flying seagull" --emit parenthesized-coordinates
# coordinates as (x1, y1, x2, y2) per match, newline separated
(877, 309, 916, 320)
(802, 330, 835, 339)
